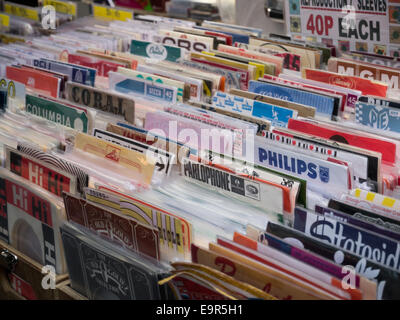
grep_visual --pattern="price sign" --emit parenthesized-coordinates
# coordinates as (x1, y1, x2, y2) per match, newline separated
(285, 0, 400, 56)
(92, 4, 133, 21)
(43, 0, 77, 16)
(4, 2, 39, 21)
(0, 14, 10, 28)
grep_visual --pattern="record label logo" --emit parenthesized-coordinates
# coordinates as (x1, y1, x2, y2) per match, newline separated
(328, 75, 355, 88)
(146, 44, 168, 60)
(27, 77, 35, 87)
(67, 83, 134, 124)
(105, 146, 121, 162)
(85, 256, 129, 297)
(230, 176, 245, 196)
(73, 70, 84, 83)
(245, 182, 260, 200)
(369, 108, 389, 130)
(25, 95, 89, 133)
(319, 166, 330, 183)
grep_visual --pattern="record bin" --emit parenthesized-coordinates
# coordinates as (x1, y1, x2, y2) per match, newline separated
(0, 240, 68, 300)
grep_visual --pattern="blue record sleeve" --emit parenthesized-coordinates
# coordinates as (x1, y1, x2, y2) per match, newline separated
(355, 102, 400, 134)
(248, 80, 336, 118)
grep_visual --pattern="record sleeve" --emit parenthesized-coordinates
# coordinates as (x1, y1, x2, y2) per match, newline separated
(106, 123, 190, 166)
(63, 192, 160, 261)
(303, 68, 388, 98)
(248, 80, 336, 119)
(109, 71, 177, 104)
(272, 127, 381, 193)
(207, 241, 336, 300)
(194, 26, 250, 45)
(174, 26, 232, 47)
(212, 91, 297, 128)
(5, 146, 78, 197)
(67, 53, 125, 78)
(182, 155, 289, 214)
(93, 128, 175, 178)
(33, 59, 90, 87)
(234, 42, 301, 72)
(359, 96, 400, 109)
(73, 132, 155, 186)
(6, 66, 60, 98)
(203, 149, 307, 208)
(189, 100, 271, 137)
(169, 262, 274, 300)
(0, 167, 66, 274)
(328, 198, 400, 234)
(293, 208, 400, 273)
(117, 67, 184, 103)
(25, 94, 92, 134)
(218, 235, 356, 300)
(164, 103, 256, 157)
(51, 59, 96, 87)
(0, 77, 25, 110)
(266, 222, 400, 300)
(229, 88, 316, 118)
(66, 82, 135, 124)
(264, 130, 366, 191)
(328, 57, 400, 92)
(262, 74, 344, 117)
(315, 205, 400, 242)
(279, 73, 361, 110)
(218, 44, 283, 75)
(16, 144, 89, 194)
(154, 30, 213, 53)
(136, 63, 201, 101)
(191, 243, 317, 300)
(207, 50, 272, 79)
(130, 40, 184, 62)
(351, 189, 400, 214)
(144, 110, 234, 155)
(253, 136, 350, 200)
(355, 101, 400, 134)
(287, 118, 397, 165)
(60, 221, 172, 300)
(87, 186, 192, 260)
(249, 38, 318, 70)
(243, 229, 375, 300)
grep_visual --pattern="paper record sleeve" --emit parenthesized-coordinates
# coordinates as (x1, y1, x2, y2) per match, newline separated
(0, 167, 66, 274)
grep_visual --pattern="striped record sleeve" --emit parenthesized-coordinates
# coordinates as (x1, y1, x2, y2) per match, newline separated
(352, 188, 400, 211)
(120, 199, 184, 253)
(84, 187, 191, 257)
(17, 143, 89, 194)
(265, 131, 338, 157)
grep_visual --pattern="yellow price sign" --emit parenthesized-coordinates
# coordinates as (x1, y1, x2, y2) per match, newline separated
(0, 14, 10, 28)
(0, 34, 25, 44)
(43, 0, 77, 16)
(92, 4, 133, 21)
(4, 3, 39, 21)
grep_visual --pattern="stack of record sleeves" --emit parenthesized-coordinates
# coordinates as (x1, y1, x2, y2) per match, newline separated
(0, 1, 399, 300)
